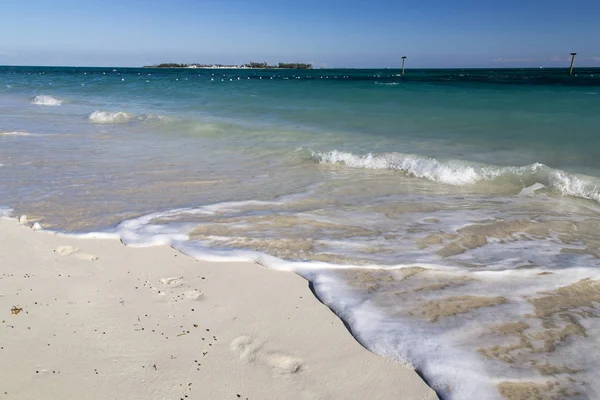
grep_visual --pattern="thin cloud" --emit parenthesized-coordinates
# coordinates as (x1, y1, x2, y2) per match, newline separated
(492, 57, 536, 63)
(549, 55, 571, 62)
(0, 51, 16, 57)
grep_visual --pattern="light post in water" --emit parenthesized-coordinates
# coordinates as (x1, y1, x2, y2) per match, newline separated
(402, 56, 407, 76)
(569, 53, 577, 76)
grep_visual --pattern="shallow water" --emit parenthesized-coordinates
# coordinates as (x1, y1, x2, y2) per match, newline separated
(2, 66, 600, 399)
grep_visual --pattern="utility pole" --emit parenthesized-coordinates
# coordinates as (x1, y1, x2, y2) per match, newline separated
(401, 56, 407, 76)
(569, 53, 577, 76)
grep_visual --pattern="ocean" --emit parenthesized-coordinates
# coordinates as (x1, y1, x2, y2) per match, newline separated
(1, 66, 600, 399)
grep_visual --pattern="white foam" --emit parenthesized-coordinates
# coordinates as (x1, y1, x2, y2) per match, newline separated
(312, 150, 600, 204)
(0, 131, 30, 136)
(549, 169, 600, 203)
(31, 95, 62, 106)
(306, 263, 600, 399)
(111, 197, 306, 249)
(174, 238, 411, 272)
(87, 111, 168, 124)
(0, 207, 12, 219)
(88, 110, 136, 124)
(312, 149, 542, 185)
(55, 231, 121, 240)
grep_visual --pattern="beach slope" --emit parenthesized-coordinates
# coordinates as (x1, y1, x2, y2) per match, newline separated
(0, 219, 436, 400)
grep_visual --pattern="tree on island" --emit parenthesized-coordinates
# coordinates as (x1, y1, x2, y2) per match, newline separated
(277, 62, 312, 69)
(145, 61, 313, 69)
(244, 62, 270, 68)
(152, 63, 189, 68)
(243, 62, 313, 69)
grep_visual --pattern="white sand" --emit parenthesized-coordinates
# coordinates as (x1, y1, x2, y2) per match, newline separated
(0, 219, 436, 400)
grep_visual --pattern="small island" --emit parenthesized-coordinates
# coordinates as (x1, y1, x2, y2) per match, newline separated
(144, 62, 312, 69)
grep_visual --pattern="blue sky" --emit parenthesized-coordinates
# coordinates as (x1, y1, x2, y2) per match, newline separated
(1, 0, 599, 68)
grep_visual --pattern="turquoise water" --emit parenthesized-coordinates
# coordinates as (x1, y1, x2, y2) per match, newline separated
(2, 66, 600, 399)
(3, 67, 600, 175)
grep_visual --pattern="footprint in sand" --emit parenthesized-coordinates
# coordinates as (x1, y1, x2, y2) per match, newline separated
(55, 245, 98, 261)
(184, 290, 204, 301)
(159, 277, 184, 288)
(74, 253, 99, 261)
(56, 245, 78, 256)
(230, 336, 302, 373)
(156, 277, 204, 302)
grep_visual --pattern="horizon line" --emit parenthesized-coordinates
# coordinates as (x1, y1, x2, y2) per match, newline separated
(1, 64, 598, 70)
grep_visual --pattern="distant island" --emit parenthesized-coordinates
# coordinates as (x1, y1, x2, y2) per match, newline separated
(144, 62, 312, 69)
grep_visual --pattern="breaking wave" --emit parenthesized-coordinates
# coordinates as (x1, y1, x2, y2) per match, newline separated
(31, 95, 62, 106)
(0, 131, 30, 136)
(88, 110, 167, 124)
(312, 150, 600, 203)
(0, 206, 12, 218)
(88, 110, 136, 123)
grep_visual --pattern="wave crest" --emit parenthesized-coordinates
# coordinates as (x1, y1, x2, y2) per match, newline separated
(31, 95, 62, 106)
(548, 169, 600, 203)
(88, 111, 136, 124)
(312, 150, 600, 203)
(0, 131, 30, 136)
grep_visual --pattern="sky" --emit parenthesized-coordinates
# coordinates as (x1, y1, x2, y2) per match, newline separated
(1, 0, 599, 68)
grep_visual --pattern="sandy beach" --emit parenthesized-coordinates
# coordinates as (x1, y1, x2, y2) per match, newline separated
(0, 218, 436, 400)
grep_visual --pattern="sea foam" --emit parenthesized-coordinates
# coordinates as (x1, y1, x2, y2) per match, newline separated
(31, 95, 62, 106)
(0, 207, 12, 218)
(0, 131, 30, 136)
(312, 149, 600, 203)
(88, 110, 136, 123)
(306, 265, 600, 399)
